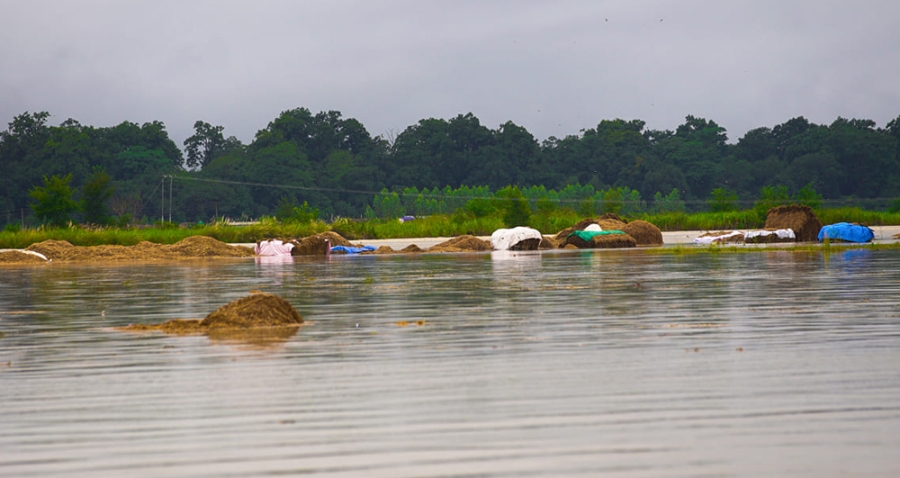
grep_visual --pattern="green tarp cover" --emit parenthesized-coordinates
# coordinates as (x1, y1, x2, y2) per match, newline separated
(568, 230, 625, 241)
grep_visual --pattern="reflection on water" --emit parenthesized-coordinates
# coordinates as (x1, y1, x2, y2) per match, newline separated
(2, 250, 900, 477)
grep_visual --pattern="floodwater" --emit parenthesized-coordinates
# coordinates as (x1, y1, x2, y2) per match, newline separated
(2, 248, 900, 477)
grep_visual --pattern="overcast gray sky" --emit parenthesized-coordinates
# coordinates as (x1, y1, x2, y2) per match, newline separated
(2, 0, 899, 149)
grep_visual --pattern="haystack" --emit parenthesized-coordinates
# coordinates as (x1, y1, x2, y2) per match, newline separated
(621, 220, 663, 245)
(120, 292, 303, 345)
(429, 235, 492, 252)
(0, 250, 49, 263)
(399, 244, 425, 253)
(201, 292, 303, 329)
(291, 231, 354, 256)
(25, 237, 253, 261)
(764, 205, 822, 242)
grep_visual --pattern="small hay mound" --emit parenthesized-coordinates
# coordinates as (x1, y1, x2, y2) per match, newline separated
(369, 246, 396, 254)
(26, 240, 76, 260)
(200, 292, 303, 329)
(291, 236, 330, 255)
(167, 235, 254, 257)
(0, 250, 49, 263)
(894, 232, 900, 239)
(764, 205, 822, 242)
(538, 236, 558, 249)
(621, 220, 663, 246)
(429, 235, 492, 252)
(317, 231, 353, 247)
(399, 244, 425, 253)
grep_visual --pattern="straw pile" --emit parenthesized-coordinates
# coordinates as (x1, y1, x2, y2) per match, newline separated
(429, 235, 492, 252)
(201, 293, 303, 329)
(291, 231, 354, 256)
(0, 250, 48, 263)
(24, 237, 254, 262)
(764, 205, 822, 242)
(121, 292, 303, 337)
(621, 220, 663, 245)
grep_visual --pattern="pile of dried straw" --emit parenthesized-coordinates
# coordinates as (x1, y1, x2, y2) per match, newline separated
(764, 205, 822, 242)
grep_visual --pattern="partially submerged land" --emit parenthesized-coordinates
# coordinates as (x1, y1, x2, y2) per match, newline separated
(2, 206, 899, 264)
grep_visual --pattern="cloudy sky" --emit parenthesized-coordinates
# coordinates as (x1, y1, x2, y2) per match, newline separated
(2, 0, 899, 149)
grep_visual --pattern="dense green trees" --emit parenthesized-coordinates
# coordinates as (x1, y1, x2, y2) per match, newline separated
(2, 108, 899, 226)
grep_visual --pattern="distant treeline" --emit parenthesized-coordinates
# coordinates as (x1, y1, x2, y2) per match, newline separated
(2, 108, 899, 225)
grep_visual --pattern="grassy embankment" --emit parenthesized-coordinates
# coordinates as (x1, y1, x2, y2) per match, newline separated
(1, 207, 899, 249)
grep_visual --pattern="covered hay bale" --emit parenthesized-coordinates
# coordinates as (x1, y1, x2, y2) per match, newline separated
(697, 231, 745, 244)
(168, 236, 254, 257)
(592, 233, 636, 248)
(429, 235, 492, 252)
(200, 292, 303, 330)
(564, 231, 635, 249)
(764, 205, 822, 242)
(554, 218, 599, 242)
(0, 250, 49, 263)
(621, 220, 663, 246)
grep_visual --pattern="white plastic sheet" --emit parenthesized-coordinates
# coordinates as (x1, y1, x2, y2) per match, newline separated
(254, 239, 295, 256)
(490, 226, 543, 251)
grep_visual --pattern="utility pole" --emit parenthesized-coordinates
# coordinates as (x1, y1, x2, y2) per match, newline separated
(168, 175, 173, 223)
(161, 176, 165, 224)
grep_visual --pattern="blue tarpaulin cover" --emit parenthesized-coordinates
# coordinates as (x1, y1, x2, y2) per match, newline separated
(330, 245, 377, 254)
(817, 223, 874, 243)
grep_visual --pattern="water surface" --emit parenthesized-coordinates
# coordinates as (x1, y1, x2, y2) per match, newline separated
(2, 249, 899, 477)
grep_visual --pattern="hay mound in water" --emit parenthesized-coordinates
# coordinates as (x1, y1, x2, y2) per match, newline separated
(764, 205, 822, 242)
(400, 244, 425, 253)
(697, 231, 745, 244)
(24, 237, 252, 262)
(120, 292, 303, 345)
(200, 292, 303, 329)
(621, 220, 663, 245)
(291, 231, 354, 256)
(0, 250, 49, 263)
(370, 245, 396, 254)
(429, 235, 492, 252)
(318, 231, 353, 247)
